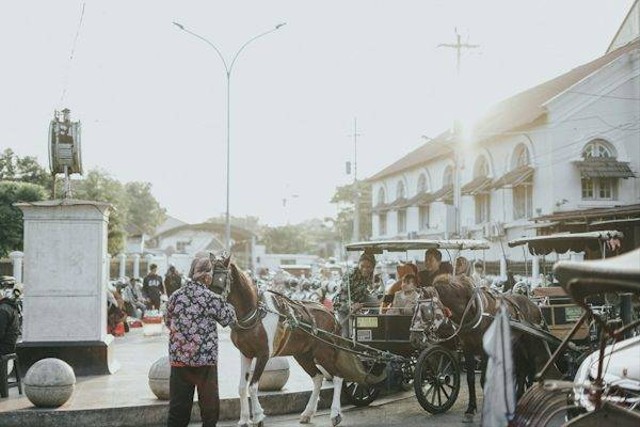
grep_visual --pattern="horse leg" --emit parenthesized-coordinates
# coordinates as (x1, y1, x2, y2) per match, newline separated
(479, 353, 488, 389)
(294, 354, 324, 424)
(330, 376, 344, 426)
(238, 356, 252, 427)
(463, 350, 477, 421)
(248, 356, 269, 426)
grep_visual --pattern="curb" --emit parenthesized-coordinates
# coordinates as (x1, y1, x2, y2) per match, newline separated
(0, 387, 336, 427)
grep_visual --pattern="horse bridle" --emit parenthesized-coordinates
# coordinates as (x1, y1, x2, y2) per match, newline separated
(210, 255, 231, 301)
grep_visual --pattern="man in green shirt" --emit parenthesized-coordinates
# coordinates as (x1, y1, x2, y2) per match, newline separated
(334, 252, 376, 338)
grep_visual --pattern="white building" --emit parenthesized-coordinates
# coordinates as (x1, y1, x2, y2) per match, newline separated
(368, 12, 639, 267)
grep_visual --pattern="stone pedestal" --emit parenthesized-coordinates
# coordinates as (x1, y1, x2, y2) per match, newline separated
(148, 356, 170, 400)
(9, 251, 23, 283)
(16, 200, 118, 375)
(258, 357, 290, 391)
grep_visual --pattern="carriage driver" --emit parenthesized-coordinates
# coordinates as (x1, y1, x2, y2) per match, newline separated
(333, 252, 377, 338)
(418, 248, 453, 288)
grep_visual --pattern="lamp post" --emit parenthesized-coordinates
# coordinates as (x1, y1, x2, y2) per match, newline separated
(173, 21, 286, 250)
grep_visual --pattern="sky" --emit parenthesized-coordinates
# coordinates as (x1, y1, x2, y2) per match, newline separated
(1, 1, 635, 226)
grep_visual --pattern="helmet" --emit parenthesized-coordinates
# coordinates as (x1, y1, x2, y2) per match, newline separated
(0, 276, 16, 300)
(512, 282, 528, 296)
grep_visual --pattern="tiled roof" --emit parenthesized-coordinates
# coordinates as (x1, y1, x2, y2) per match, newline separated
(367, 39, 639, 183)
(432, 184, 453, 202)
(574, 159, 636, 178)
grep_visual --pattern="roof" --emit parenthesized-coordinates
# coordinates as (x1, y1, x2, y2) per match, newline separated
(368, 130, 453, 182)
(345, 239, 490, 253)
(509, 230, 623, 252)
(367, 40, 639, 183)
(431, 184, 453, 202)
(535, 203, 640, 223)
(573, 158, 636, 178)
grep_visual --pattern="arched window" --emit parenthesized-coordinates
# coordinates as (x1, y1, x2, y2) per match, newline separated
(512, 144, 530, 169)
(512, 144, 533, 220)
(396, 181, 405, 200)
(377, 187, 386, 206)
(417, 174, 427, 193)
(580, 139, 620, 201)
(443, 165, 454, 187)
(474, 156, 489, 178)
(582, 139, 613, 159)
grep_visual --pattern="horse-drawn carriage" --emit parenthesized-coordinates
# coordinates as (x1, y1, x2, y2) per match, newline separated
(341, 239, 493, 414)
(512, 248, 640, 426)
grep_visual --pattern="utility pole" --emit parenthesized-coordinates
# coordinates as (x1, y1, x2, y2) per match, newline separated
(348, 118, 361, 242)
(438, 28, 479, 237)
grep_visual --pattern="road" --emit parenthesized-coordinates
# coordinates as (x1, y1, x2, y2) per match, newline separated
(211, 388, 483, 427)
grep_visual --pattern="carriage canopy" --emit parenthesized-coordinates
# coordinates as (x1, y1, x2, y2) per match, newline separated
(345, 239, 491, 254)
(507, 230, 623, 256)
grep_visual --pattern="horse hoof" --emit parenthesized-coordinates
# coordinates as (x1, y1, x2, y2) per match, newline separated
(300, 415, 311, 424)
(331, 414, 342, 426)
(461, 412, 475, 423)
(240, 424, 249, 427)
(255, 422, 264, 427)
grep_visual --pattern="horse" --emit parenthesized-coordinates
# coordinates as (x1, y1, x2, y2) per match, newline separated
(410, 274, 551, 421)
(211, 254, 385, 427)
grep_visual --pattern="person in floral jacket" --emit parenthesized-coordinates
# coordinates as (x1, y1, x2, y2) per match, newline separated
(333, 252, 376, 337)
(165, 256, 237, 427)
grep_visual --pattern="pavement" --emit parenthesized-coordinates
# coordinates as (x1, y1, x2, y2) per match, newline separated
(0, 326, 337, 427)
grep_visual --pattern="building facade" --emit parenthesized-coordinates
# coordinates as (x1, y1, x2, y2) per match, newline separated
(368, 36, 639, 266)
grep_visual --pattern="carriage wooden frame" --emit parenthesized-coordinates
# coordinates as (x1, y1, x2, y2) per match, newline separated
(342, 239, 491, 412)
(508, 231, 624, 345)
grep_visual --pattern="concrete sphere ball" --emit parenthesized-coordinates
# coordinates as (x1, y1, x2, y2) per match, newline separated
(148, 356, 171, 400)
(24, 358, 76, 408)
(258, 357, 290, 391)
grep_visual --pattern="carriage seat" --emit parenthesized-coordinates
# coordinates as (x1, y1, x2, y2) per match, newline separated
(554, 249, 640, 302)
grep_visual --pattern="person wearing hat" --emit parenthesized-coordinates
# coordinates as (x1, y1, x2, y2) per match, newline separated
(165, 256, 237, 427)
(333, 252, 377, 338)
(143, 263, 165, 310)
(418, 248, 453, 288)
(0, 276, 20, 356)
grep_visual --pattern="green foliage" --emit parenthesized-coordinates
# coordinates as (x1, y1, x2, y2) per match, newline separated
(72, 169, 129, 254)
(0, 181, 47, 257)
(125, 182, 166, 236)
(330, 181, 372, 241)
(0, 148, 53, 190)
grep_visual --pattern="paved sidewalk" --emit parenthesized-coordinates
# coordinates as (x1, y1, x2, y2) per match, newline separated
(0, 326, 334, 426)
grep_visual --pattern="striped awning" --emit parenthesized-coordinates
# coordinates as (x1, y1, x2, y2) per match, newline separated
(493, 165, 534, 189)
(461, 176, 493, 195)
(574, 159, 636, 179)
(387, 197, 410, 210)
(432, 184, 453, 202)
(407, 191, 436, 206)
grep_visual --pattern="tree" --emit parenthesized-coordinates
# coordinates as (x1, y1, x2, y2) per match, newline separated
(330, 181, 372, 241)
(0, 148, 53, 190)
(125, 182, 166, 236)
(72, 169, 130, 254)
(0, 181, 47, 257)
(260, 224, 310, 254)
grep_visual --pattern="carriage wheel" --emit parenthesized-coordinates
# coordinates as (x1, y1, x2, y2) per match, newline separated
(414, 346, 460, 414)
(341, 380, 380, 407)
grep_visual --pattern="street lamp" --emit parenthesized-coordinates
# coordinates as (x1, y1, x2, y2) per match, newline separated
(173, 21, 286, 250)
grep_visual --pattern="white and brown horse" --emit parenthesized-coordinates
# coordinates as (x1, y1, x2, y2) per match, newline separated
(211, 254, 383, 427)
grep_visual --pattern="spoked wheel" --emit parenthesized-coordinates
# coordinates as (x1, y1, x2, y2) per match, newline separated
(414, 346, 461, 414)
(342, 380, 380, 407)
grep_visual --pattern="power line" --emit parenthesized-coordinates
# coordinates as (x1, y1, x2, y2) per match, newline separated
(59, 2, 86, 105)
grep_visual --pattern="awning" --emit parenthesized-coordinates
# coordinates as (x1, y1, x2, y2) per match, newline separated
(407, 191, 436, 206)
(432, 184, 453, 202)
(372, 203, 389, 214)
(461, 176, 494, 195)
(386, 197, 410, 210)
(493, 165, 534, 189)
(508, 230, 624, 255)
(574, 159, 636, 178)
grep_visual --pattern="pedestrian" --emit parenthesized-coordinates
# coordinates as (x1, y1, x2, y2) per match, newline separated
(0, 276, 20, 356)
(333, 252, 376, 338)
(165, 256, 237, 427)
(164, 265, 183, 298)
(143, 263, 165, 310)
(418, 249, 453, 288)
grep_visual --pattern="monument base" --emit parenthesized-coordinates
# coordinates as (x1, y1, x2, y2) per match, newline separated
(17, 335, 120, 376)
